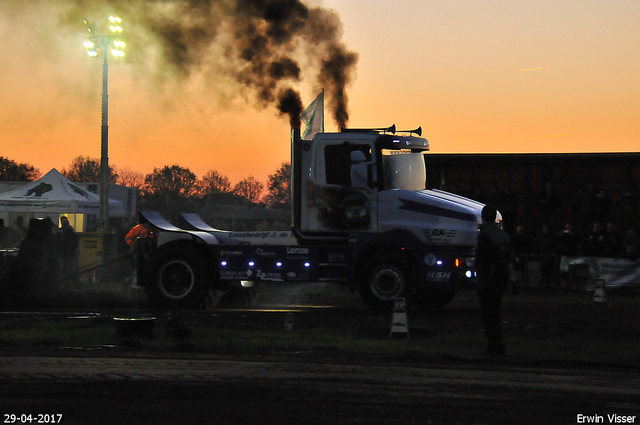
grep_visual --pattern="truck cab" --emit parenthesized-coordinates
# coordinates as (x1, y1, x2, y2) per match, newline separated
(295, 128, 480, 242)
(290, 126, 484, 309)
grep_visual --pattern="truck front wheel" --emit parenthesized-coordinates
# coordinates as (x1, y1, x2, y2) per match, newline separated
(144, 244, 211, 308)
(358, 251, 416, 311)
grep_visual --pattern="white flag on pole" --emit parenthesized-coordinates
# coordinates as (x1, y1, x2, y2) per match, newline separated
(301, 90, 324, 140)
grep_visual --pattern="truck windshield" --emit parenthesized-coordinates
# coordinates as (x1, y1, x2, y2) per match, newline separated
(381, 150, 426, 191)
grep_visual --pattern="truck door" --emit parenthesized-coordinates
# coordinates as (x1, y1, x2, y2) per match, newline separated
(304, 141, 378, 233)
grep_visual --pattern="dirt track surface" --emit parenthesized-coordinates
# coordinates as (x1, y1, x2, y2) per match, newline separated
(1, 355, 639, 425)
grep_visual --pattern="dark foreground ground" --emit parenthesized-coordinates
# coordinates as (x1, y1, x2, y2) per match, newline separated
(2, 354, 639, 425)
(1, 282, 640, 424)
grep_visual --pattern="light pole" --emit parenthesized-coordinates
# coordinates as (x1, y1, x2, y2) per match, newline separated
(84, 17, 125, 232)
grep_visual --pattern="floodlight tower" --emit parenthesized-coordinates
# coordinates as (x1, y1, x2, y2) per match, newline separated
(84, 16, 125, 231)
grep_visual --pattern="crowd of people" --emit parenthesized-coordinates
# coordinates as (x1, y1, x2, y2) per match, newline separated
(0, 216, 79, 263)
(461, 182, 639, 257)
(459, 182, 640, 286)
(0, 216, 80, 306)
(512, 222, 639, 260)
(0, 216, 28, 249)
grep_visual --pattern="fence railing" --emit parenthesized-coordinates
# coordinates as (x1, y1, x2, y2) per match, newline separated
(513, 253, 640, 290)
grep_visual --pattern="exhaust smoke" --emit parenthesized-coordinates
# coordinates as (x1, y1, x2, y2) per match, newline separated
(320, 45, 358, 129)
(45, 0, 358, 128)
(277, 88, 303, 129)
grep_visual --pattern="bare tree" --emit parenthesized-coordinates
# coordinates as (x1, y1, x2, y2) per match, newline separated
(197, 170, 231, 196)
(233, 176, 264, 204)
(62, 156, 117, 183)
(116, 167, 145, 188)
(263, 162, 290, 209)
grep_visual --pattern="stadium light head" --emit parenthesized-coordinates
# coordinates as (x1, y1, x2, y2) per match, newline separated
(83, 16, 125, 59)
(109, 16, 123, 33)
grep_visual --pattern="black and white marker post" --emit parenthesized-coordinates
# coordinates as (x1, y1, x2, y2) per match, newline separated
(390, 298, 409, 339)
(594, 279, 607, 303)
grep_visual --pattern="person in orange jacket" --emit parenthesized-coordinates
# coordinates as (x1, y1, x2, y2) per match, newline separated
(125, 223, 155, 251)
(124, 223, 155, 286)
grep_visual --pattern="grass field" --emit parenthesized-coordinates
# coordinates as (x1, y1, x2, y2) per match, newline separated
(1, 282, 639, 367)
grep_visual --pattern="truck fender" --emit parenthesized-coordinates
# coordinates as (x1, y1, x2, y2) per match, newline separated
(140, 211, 220, 247)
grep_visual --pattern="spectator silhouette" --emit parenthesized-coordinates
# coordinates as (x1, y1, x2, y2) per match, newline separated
(620, 230, 640, 261)
(603, 222, 621, 257)
(58, 217, 79, 283)
(476, 205, 511, 357)
(471, 186, 484, 203)
(557, 223, 580, 256)
(11, 216, 28, 247)
(593, 190, 613, 224)
(499, 188, 519, 237)
(618, 192, 636, 233)
(537, 224, 557, 285)
(587, 222, 607, 256)
(124, 222, 156, 286)
(0, 219, 9, 248)
(572, 189, 593, 237)
(9, 218, 58, 305)
(512, 226, 536, 287)
(536, 183, 561, 228)
(487, 186, 501, 210)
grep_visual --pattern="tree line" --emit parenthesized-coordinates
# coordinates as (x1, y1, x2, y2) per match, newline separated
(0, 155, 291, 219)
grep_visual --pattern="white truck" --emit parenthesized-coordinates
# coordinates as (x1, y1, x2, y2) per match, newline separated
(138, 126, 486, 310)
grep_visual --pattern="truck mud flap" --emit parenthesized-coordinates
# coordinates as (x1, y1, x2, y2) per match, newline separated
(178, 213, 223, 232)
(139, 211, 220, 245)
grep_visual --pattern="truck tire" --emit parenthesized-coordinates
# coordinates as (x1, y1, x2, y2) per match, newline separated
(358, 251, 417, 311)
(143, 243, 212, 308)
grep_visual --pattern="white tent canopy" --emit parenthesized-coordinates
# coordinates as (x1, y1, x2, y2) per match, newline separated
(0, 168, 124, 215)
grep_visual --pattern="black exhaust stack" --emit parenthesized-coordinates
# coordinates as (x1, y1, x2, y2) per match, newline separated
(291, 128, 302, 233)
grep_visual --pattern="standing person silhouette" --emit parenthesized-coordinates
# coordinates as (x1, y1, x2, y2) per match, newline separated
(58, 216, 79, 283)
(476, 205, 511, 357)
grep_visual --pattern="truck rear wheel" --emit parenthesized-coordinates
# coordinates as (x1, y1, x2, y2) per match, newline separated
(143, 243, 211, 308)
(358, 251, 416, 311)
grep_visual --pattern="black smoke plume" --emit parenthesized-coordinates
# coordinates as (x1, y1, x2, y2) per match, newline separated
(277, 88, 302, 128)
(55, 0, 358, 128)
(320, 45, 358, 128)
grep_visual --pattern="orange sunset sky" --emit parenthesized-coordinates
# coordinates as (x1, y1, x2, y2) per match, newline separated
(1, 0, 639, 186)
